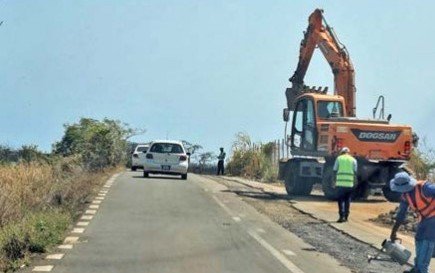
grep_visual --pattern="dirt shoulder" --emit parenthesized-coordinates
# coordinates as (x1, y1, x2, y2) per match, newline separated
(206, 175, 413, 273)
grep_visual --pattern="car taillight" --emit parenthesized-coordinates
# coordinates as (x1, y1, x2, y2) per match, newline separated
(133, 154, 139, 158)
(146, 153, 153, 159)
(404, 141, 411, 155)
(179, 155, 187, 161)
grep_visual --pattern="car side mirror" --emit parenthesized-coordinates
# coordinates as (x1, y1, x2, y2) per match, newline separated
(142, 150, 147, 153)
(283, 108, 290, 122)
(186, 152, 191, 157)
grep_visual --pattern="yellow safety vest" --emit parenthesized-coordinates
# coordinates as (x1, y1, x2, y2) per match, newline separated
(336, 154, 355, 188)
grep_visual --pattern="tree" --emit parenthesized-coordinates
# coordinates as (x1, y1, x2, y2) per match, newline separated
(181, 140, 203, 155)
(196, 152, 216, 173)
(53, 118, 133, 170)
(18, 145, 47, 163)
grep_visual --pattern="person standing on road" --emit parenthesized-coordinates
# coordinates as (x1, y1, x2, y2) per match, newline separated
(217, 147, 226, 175)
(389, 172, 435, 273)
(333, 147, 357, 223)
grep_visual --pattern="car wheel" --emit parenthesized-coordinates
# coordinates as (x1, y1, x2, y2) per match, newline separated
(131, 166, 137, 171)
(143, 171, 149, 178)
(181, 174, 187, 180)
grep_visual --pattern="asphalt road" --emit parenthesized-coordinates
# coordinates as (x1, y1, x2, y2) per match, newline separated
(29, 172, 351, 273)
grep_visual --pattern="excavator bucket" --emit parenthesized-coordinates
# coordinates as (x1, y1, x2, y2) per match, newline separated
(285, 86, 301, 110)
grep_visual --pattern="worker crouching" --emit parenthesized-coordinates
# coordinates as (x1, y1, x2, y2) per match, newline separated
(389, 172, 435, 273)
(333, 147, 357, 223)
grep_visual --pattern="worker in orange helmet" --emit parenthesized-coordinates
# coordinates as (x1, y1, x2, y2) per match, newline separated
(389, 172, 435, 273)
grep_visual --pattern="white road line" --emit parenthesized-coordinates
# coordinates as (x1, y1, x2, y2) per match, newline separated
(248, 230, 305, 273)
(89, 204, 99, 209)
(282, 249, 296, 256)
(72, 228, 85, 234)
(58, 244, 73, 250)
(85, 209, 97, 215)
(46, 254, 64, 260)
(77, 221, 89, 226)
(96, 196, 105, 200)
(212, 195, 234, 216)
(33, 265, 54, 271)
(81, 215, 93, 220)
(64, 236, 79, 244)
(232, 216, 241, 222)
(257, 228, 266, 233)
(92, 200, 102, 204)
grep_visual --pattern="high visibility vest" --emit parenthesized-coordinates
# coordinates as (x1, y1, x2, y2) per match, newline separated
(335, 154, 355, 188)
(403, 181, 435, 222)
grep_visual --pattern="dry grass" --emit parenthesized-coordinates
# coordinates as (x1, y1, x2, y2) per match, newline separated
(0, 158, 118, 271)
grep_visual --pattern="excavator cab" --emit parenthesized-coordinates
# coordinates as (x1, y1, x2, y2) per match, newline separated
(285, 94, 345, 152)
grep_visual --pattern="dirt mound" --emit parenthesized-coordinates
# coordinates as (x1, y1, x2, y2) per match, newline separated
(371, 207, 418, 234)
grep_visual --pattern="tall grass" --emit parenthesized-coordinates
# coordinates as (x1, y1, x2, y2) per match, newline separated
(226, 133, 278, 182)
(0, 159, 116, 271)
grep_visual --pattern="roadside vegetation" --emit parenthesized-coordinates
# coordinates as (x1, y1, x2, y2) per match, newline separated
(407, 140, 435, 180)
(226, 132, 278, 182)
(0, 118, 132, 272)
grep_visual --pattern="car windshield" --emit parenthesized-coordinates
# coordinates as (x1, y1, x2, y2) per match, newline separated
(317, 101, 344, 119)
(136, 146, 148, 152)
(150, 143, 184, 154)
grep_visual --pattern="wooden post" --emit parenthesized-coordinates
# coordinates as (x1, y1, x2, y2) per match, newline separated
(281, 139, 284, 158)
(277, 139, 281, 160)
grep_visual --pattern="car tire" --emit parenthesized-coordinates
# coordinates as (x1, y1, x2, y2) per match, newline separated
(181, 174, 187, 180)
(143, 171, 149, 178)
(131, 166, 137, 171)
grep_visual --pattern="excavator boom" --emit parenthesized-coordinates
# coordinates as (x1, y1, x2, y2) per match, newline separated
(286, 9, 356, 117)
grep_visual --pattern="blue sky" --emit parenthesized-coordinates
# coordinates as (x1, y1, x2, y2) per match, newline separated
(1, 1, 434, 154)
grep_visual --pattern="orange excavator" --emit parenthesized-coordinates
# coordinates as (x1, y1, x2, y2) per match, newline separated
(279, 9, 415, 201)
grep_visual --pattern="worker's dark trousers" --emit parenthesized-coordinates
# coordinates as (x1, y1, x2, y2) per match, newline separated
(217, 160, 224, 175)
(336, 187, 353, 219)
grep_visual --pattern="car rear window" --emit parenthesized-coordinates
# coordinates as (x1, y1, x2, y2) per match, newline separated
(136, 146, 148, 152)
(150, 143, 184, 154)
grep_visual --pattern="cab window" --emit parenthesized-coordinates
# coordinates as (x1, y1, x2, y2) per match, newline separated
(317, 101, 343, 119)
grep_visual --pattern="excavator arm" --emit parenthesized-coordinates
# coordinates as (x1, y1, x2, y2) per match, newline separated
(286, 9, 356, 117)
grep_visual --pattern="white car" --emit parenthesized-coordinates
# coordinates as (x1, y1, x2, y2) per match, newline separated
(143, 140, 189, 179)
(131, 144, 149, 171)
